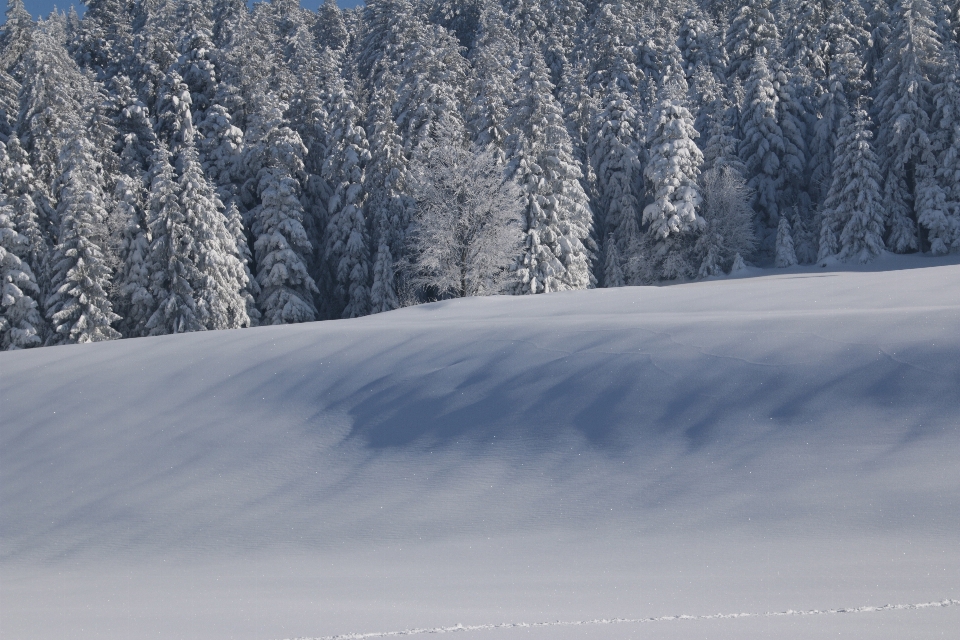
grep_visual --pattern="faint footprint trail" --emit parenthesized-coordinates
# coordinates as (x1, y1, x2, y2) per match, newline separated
(287, 599, 960, 640)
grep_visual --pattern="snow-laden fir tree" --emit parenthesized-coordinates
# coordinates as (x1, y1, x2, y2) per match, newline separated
(224, 200, 260, 326)
(642, 79, 705, 248)
(774, 214, 798, 267)
(0, 137, 49, 293)
(678, 7, 726, 81)
(177, 142, 251, 331)
(503, 0, 550, 49)
(71, 0, 135, 80)
(141, 144, 202, 335)
(807, 2, 872, 209)
(924, 44, 960, 253)
(45, 130, 121, 345)
(875, 0, 944, 253)
(697, 67, 743, 176)
(507, 48, 595, 294)
(820, 104, 886, 263)
(0, 0, 34, 77)
(322, 80, 372, 319)
(314, 0, 350, 51)
(0, 192, 44, 349)
(590, 91, 641, 287)
(394, 20, 471, 156)
(0, 66, 18, 143)
(17, 17, 94, 190)
(365, 75, 413, 314)
(725, 0, 779, 82)
(467, 0, 518, 162)
(197, 104, 245, 206)
(244, 91, 319, 324)
(773, 60, 810, 223)
(739, 55, 784, 228)
(116, 172, 153, 338)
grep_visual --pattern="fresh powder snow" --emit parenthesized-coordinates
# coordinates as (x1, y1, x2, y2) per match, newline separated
(2, 254, 959, 639)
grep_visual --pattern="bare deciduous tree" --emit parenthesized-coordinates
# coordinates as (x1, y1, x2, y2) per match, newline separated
(406, 145, 524, 299)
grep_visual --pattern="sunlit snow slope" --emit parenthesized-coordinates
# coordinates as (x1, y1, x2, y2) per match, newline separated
(2, 255, 960, 640)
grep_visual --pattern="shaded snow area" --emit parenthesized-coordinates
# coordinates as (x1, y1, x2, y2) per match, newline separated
(2, 255, 960, 640)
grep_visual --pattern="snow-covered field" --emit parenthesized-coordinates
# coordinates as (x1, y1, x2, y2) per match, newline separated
(2, 254, 959, 640)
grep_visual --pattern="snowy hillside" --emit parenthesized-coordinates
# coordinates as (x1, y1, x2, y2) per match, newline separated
(2, 256, 960, 640)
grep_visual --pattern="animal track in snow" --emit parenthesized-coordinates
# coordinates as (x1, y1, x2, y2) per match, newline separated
(288, 598, 960, 639)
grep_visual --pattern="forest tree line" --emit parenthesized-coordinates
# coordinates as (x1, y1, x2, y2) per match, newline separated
(1, 0, 959, 349)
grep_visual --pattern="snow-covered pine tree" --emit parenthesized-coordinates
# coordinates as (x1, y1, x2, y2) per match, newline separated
(601, 234, 626, 287)
(314, 0, 350, 51)
(773, 60, 811, 223)
(16, 17, 92, 190)
(0, 0, 34, 76)
(541, 0, 588, 89)
(322, 80, 372, 319)
(590, 91, 641, 286)
(0, 66, 18, 143)
(583, 1, 642, 97)
(643, 79, 705, 242)
(503, 0, 550, 49)
(507, 48, 595, 294)
(394, 21, 471, 156)
(696, 66, 743, 175)
(0, 192, 44, 349)
(154, 70, 195, 151)
(774, 214, 798, 267)
(115, 172, 152, 338)
(467, 0, 518, 162)
(725, 0, 779, 82)
(925, 44, 960, 253)
(0, 137, 49, 293)
(176, 141, 251, 331)
(429, 0, 483, 54)
(197, 104, 245, 206)
(224, 200, 259, 326)
(678, 5, 726, 83)
(172, 4, 220, 121)
(45, 130, 121, 344)
(365, 75, 413, 314)
(357, 0, 420, 88)
(820, 103, 886, 263)
(0, 0, 26, 143)
(739, 55, 784, 228)
(141, 143, 202, 335)
(71, 0, 135, 80)
(875, 0, 944, 253)
(791, 207, 818, 265)
(281, 20, 334, 285)
(244, 91, 319, 324)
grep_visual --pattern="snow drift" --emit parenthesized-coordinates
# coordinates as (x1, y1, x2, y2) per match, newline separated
(2, 255, 959, 640)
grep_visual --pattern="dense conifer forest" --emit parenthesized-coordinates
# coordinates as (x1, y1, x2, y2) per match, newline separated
(1, 0, 958, 349)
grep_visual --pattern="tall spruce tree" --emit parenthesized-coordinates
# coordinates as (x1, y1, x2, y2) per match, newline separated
(244, 91, 319, 324)
(323, 81, 372, 319)
(0, 190, 44, 349)
(46, 131, 121, 344)
(507, 48, 594, 294)
(820, 104, 886, 262)
(875, 0, 944, 253)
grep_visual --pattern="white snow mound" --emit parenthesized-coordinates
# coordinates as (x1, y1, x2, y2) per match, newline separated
(2, 256, 959, 640)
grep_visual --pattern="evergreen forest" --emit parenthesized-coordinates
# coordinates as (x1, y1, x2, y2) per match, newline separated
(1, 0, 959, 349)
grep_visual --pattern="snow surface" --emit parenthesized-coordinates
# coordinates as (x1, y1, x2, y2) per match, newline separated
(2, 254, 960, 640)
